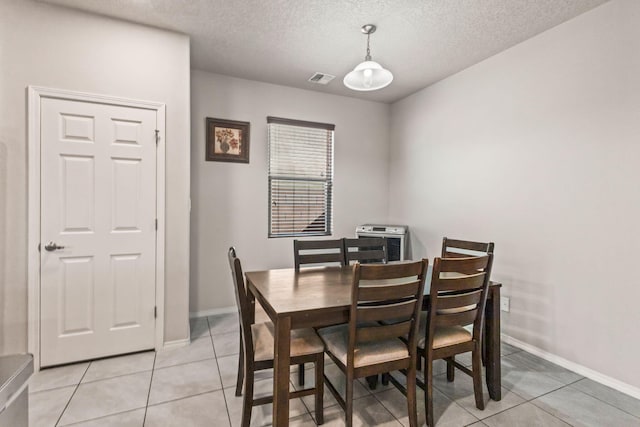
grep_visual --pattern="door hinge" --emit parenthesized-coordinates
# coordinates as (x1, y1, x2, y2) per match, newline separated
(154, 129, 159, 145)
(154, 306, 157, 318)
(155, 219, 158, 230)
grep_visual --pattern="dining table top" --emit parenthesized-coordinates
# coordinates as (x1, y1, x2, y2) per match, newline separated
(245, 264, 500, 317)
(245, 266, 353, 316)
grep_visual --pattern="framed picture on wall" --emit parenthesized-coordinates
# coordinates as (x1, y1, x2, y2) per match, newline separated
(206, 117, 250, 163)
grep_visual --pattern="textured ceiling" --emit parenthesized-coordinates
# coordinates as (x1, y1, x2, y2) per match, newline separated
(38, 0, 609, 103)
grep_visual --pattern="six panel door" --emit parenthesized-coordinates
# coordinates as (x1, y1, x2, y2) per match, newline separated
(40, 97, 157, 367)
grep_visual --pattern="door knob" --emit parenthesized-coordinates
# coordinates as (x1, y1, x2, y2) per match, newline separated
(44, 242, 65, 252)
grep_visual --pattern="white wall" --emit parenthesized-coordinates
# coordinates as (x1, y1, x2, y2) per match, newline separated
(0, 0, 191, 352)
(190, 70, 390, 314)
(389, 0, 640, 389)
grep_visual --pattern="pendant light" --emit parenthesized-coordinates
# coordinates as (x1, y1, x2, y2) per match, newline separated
(343, 24, 393, 91)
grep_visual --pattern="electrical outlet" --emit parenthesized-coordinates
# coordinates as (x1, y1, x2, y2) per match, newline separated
(500, 296, 510, 312)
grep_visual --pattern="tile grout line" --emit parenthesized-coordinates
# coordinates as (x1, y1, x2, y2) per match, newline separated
(54, 361, 90, 427)
(295, 367, 325, 421)
(37, 351, 158, 391)
(210, 314, 316, 425)
(496, 355, 568, 401)
(483, 351, 582, 425)
(493, 354, 569, 423)
(153, 355, 217, 372)
(428, 354, 541, 425)
(41, 316, 238, 426)
(42, 353, 155, 426)
(565, 381, 640, 421)
(61, 408, 144, 427)
(512, 383, 577, 426)
(497, 381, 564, 403)
(367, 376, 418, 426)
(288, 377, 313, 421)
(556, 377, 640, 420)
(65, 366, 157, 386)
(141, 351, 158, 426)
(369, 351, 580, 426)
(58, 320, 211, 425)
(54, 361, 156, 426)
(419, 370, 484, 427)
(503, 352, 583, 387)
(482, 399, 572, 426)
(208, 316, 235, 427)
(146, 389, 226, 409)
(135, 319, 226, 418)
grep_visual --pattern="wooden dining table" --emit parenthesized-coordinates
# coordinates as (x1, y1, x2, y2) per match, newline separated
(245, 265, 502, 427)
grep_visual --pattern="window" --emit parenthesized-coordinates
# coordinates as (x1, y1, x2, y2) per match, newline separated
(268, 116, 334, 237)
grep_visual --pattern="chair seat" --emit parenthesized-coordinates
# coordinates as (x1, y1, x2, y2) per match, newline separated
(252, 322, 325, 362)
(417, 312, 472, 349)
(318, 324, 409, 368)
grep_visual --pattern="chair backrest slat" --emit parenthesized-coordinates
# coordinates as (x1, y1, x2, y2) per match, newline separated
(358, 262, 424, 280)
(436, 289, 482, 310)
(442, 237, 495, 258)
(356, 321, 412, 343)
(298, 239, 344, 250)
(346, 249, 386, 262)
(439, 256, 490, 273)
(344, 237, 388, 264)
(356, 299, 417, 323)
(294, 239, 345, 271)
(437, 273, 486, 292)
(434, 309, 479, 327)
(358, 280, 420, 302)
(297, 252, 344, 266)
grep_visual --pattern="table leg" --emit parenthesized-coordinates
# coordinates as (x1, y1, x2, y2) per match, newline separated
(485, 286, 502, 400)
(366, 375, 379, 390)
(273, 315, 292, 426)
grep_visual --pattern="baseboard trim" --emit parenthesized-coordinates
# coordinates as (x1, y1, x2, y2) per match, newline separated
(502, 334, 640, 400)
(189, 306, 236, 319)
(161, 338, 190, 351)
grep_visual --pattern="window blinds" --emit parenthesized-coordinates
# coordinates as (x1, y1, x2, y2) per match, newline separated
(267, 117, 335, 237)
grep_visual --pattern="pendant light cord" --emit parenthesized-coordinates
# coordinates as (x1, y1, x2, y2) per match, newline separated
(365, 32, 372, 61)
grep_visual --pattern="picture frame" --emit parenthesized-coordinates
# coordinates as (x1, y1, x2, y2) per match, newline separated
(205, 117, 250, 163)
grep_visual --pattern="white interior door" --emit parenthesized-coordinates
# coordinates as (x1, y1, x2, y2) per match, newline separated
(40, 97, 157, 367)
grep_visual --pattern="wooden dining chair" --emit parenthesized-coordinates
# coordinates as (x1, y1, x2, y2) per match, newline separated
(417, 254, 493, 427)
(441, 237, 494, 258)
(228, 247, 325, 426)
(293, 238, 346, 386)
(294, 239, 345, 271)
(441, 237, 494, 365)
(343, 237, 388, 264)
(344, 237, 390, 391)
(318, 260, 428, 427)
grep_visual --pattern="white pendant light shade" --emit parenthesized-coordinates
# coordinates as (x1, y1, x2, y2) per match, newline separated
(343, 60, 393, 91)
(344, 24, 393, 92)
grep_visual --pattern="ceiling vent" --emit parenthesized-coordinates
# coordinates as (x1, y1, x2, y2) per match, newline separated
(308, 72, 335, 85)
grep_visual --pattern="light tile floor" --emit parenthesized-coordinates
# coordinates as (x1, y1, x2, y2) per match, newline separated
(28, 313, 640, 426)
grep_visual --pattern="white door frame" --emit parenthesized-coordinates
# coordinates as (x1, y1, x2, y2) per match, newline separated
(27, 86, 166, 370)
